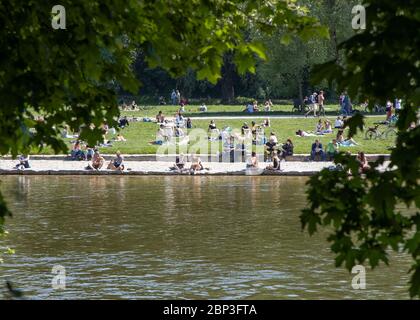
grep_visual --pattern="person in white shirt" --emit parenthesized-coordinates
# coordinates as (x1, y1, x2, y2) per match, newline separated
(334, 116, 344, 129)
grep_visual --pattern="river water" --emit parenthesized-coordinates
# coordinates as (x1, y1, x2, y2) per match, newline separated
(0, 176, 412, 299)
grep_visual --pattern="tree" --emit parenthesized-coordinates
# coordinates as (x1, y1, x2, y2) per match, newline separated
(0, 1, 325, 259)
(301, 0, 420, 297)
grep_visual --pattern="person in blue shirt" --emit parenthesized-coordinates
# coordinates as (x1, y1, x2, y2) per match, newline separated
(311, 139, 325, 161)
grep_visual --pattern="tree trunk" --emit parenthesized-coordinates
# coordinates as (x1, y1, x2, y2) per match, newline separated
(220, 53, 236, 104)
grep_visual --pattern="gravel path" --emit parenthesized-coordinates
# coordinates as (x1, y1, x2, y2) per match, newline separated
(0, 159, 335, 176)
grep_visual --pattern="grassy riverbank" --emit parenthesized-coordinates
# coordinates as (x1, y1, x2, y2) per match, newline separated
(32, 115, 395, 155)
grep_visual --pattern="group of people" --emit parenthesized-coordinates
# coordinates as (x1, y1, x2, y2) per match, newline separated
(304, 91, 326, 117)
(170, 154, 207, 174)
(243, 99, 274, 113)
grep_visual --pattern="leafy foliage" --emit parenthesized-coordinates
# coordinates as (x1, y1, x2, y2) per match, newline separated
(0, 0, 325, 264)
(301, 0, 420, 297)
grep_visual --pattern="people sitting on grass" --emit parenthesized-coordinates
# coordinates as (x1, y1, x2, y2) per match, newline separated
(199, 103, 207, 112)
(175, 112, 185, 127)
(61, 125, 78, 139)
(264, 99, 273, 112)
(311, 139, 325, 161)
(71, 140, 87, 160)
(186, 118, 192, 129)
(325, 139, 339, 160)
(280, 139, 294, 159)
(208, 120, 220, 140)
(246, 151, 259, 168)
(357, 151, 370, 174)
(208, 120, 218, 132)
(323, 119, 333, 134)
(15, 154, 30, 170)
(86, 149, 105, 170)
(295, 129, 317, 137)
(114, 133, 127, 142)
(334, 116, 344, 129)
(156, 111, 165, 123)
(107, 151, 124, 171)
(149, 125, 166, 145)
(315, 119, 324, 134)
(251, 121, 260, 135)
(266, 150, 281, 171)
(336, 130, 358, 146)
(118, 116, 129, 128)
(262, 118, 271, 127)
(179, 104, 185, 114)
(190, 155, 204, 174)
(131, 100, 138, 110)
(175, 127, 185, 138)
(244, 101, 255, 113)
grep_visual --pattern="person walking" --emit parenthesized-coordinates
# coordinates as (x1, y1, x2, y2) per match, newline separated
(318, 90, 325, 117)
(171, 89, 177, 105)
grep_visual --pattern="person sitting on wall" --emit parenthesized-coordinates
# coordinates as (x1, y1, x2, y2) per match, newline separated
(280, 139, 294, 159)
(310, 139, 325, 161)
(325, 139, 339, 161)
(266, 150, 281, 171)
(86, 149, 105, 170)
(71, 140, 86, 160)
(170, 154, 186, 172)
(15, 154, 30, 170)
(190, 155, 204, 174)
(357, 151, 370, 174)
(246, 151, 259, 168)
(107, 151, 125, 171)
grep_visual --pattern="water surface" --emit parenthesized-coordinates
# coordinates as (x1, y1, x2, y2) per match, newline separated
(0, 176, 411, 299)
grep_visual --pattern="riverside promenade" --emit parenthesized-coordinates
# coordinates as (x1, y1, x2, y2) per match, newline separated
(0, 154, 390, 176)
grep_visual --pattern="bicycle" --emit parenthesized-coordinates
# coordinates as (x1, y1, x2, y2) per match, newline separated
(292, 103, 309, 114)
(364, 104, 386, 114)
(365, 124, 397, 140)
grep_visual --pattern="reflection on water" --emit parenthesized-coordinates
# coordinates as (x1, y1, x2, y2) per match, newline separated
(0, 176, 412, 299)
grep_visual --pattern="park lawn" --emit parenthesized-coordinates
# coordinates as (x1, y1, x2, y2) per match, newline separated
(120, 104, 343, 118)
(34, 115, 395, 155)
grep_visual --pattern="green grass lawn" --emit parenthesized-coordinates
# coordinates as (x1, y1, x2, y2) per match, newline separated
(36, 115, 395, 155)
(120, 104, 354, 118)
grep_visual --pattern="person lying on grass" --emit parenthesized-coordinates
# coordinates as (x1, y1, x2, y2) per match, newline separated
(295, 129, 317, 137)
(107, 151, 125, 171)
(336, 130, 358, 146)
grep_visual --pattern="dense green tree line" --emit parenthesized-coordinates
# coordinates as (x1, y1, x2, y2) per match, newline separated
(128, 0, 358, 103)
